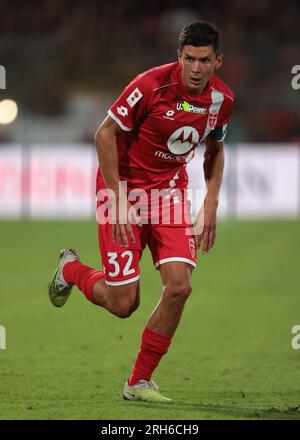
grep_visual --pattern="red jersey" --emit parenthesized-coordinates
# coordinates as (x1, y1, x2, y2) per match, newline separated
(97, 61, 234, 195)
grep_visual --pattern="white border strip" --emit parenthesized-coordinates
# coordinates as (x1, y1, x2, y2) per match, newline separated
(210, 87, 234, 102)
(108, 109, 133, 132)
(105, 274, 140, 286)
(154, 257, 196, 268)
(200, 89, 224, 143)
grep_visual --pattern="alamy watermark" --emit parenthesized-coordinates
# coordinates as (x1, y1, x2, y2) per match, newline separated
(291, 65, 300, 90)
(0, 65, 6, 90)
(96, 182, 206, 235)
(0, 325, 6, 349)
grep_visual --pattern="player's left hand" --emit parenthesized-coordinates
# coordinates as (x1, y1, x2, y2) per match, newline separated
(195, 198, 218, 254)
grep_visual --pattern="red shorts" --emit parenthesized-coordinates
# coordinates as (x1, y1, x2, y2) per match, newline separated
(98, 221, 197, 286)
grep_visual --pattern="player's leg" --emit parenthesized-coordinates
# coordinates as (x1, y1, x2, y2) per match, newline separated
(124, 262, 192, 402)
(147, 261, 192, 335)
(92, 218, 143, 316)
(126, 262, 192, 381)
(48, 217, 144, 316)
(91, 277, 140, 318)
(146, 225, 196, 336)
(48, 247, 141, 317)
(124, 226, 196, 402)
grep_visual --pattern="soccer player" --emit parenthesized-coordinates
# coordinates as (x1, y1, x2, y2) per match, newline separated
(48, 21, 234, 402)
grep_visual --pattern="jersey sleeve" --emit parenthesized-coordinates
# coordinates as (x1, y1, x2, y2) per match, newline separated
(108, 72, 152, 132)
(209, 96, 234, 142)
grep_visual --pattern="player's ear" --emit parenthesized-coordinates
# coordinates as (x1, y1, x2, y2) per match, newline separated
(215, 53, 223, 70)
(177, 49, 182, 63)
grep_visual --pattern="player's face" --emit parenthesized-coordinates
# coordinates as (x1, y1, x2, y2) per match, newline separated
(177, 45, 223, 95)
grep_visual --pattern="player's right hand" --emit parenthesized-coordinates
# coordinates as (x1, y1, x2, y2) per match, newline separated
(112, 196, 141, 247)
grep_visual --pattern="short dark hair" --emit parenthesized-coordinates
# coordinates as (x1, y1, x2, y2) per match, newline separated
(178, 21, 222, 54)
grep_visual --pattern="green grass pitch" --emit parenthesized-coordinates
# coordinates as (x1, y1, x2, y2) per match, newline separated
(0, 219, 300, 419)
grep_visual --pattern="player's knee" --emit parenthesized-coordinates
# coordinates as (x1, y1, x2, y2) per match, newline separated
(113, 298, 138, 319)
(165, 279, 192, 302)
(114, 305, 132, 319)
(108, 282, 140, 318)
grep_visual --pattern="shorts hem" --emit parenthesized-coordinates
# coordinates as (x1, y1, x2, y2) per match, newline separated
(105, 274, 140, 286)
(154, 257, 196, 269)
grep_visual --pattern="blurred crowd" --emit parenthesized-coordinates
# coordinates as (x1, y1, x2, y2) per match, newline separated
(0, 0, 299, 143)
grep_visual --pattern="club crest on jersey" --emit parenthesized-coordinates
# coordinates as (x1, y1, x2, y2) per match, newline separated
(167, 126, 199, 155)
(208, 111, 218, 129)
(176, 101, 207, 115)
(126, 88, 143, 108)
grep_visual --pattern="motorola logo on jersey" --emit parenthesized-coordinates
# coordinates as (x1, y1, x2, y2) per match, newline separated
(155, 149, 194, 164)
(167, 126, 199, 155)
(155, 150, 188, 162)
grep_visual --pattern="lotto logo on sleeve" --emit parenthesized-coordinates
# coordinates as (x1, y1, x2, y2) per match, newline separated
(117, 106, 128, 117)
(126, 88, 143, 107)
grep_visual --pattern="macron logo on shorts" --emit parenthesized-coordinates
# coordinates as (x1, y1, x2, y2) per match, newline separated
(126, 88, 143, 107)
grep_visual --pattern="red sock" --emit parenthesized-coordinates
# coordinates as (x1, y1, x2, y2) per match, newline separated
(62, 260, 104, 304)
(128, 326, 172, 386)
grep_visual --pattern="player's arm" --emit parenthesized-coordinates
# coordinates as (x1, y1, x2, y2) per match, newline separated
(95, 116, 139, 246)
(195, 136, 224, 254)
(95, 115, 122, 197)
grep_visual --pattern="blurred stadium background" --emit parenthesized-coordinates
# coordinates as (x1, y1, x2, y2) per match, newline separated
(1, 0, 300, 420)
(0, 0, 300, 218)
